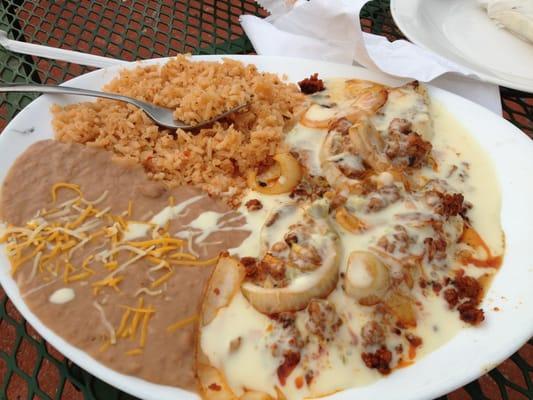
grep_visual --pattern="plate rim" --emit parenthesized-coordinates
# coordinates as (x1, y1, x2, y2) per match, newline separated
(0, 54, 532, 400)
(390, 0, 533, 93)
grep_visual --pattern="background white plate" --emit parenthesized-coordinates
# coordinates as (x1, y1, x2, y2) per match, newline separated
(0, 55, 532, 400)
(391, 0, 533, 93)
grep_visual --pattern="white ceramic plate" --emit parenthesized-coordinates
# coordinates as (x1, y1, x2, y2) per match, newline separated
(0, 55, 532, 400)
(391, 0, 533, 93)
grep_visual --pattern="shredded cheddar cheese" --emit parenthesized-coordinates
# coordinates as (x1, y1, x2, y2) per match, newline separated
(120, 305, 156, 314)
(113, 215, 128, 230)
(150, 245, 177, 257)
(113, 297, 155, 349)
(98, 340, 111, 353)
(51, 182, 82, 203)
(59, 239, 78, 251)
(2, 182, 223, 356)
(66, 204, 94, 229)
(92, 276, 124, 295)
(146, 256, 170, 269)
(168, 256, 218, 267)
(81, 256, 95, 274)
(134, 287, 162, 297)
(104, 261, 118, 271)
(150, 269, 174, 288)
(129, 310, 143, 339)
(94, 206, 111, 218)
(125, 348, 143, 356)
(168, 252, 197, 260)
(128, 237, 184, 248)
(89, 229, 106, 241)
(166, 314, 198, 333)
(127, 297, 144, 339)
(117, 308, 132, 338)
(66, 270, 93, 283)
(63, 261, 75, 283)
(140, 307, 154, 348)
(10, 242, 45, 275)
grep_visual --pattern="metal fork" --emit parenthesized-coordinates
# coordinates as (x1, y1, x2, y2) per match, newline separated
(0, 83, 248, 131)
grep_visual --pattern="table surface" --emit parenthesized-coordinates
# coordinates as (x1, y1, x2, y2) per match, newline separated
(0, 1, 531, 399)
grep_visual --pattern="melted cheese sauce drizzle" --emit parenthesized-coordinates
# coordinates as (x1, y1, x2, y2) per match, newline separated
(122, 195, 205, 240)
(49, 287, 75, 304)
(200, 83, 503, 399)
(229, 192, 292, 258)
(429, 103, 503, 253)
(201, 292, 279, 397)
(285, 125, 326, 176)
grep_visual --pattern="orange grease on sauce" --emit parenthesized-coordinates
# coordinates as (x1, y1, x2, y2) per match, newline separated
(459, 225, 503, 268)
(295, 376, 304, 389)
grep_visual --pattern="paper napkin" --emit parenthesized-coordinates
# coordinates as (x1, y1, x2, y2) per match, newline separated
(240, 0, 502, 114)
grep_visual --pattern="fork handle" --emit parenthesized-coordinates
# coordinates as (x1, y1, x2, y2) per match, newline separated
(0, 83, 139, 105)
(0, 31, 127, 69)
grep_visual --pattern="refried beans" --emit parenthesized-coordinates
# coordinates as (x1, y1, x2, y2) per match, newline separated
(0, 140, 250, 390)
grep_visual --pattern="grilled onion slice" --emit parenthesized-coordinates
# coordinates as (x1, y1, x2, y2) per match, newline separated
(247, 153, 302, 195)
(335, 206, 367, 233)
(242, 202, 340, 314)
(384, 291, 417, 328)
(320, 128, 367, 193)
(197, 256, 285, 399)
(300, 104, 337, 129)
(200, 256, 245, 327)
(300, 80, 388, 128)
(241, 260, 339, 314)
(197, 255, 245, 400)
(349, 118, 390, 173)
(344, 251, 390, 305)
(374, 81, 433, 140)
(345, 82, 388, 122)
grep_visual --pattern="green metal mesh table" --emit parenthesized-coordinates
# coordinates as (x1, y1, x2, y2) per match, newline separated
(0, 1, 531, 399)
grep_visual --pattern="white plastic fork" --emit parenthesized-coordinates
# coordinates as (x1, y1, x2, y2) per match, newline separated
(0, 30, 127, 68)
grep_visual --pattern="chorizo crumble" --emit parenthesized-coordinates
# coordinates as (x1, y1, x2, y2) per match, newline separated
(442, 271, 485, 325)
(245, 198, 263, 211)
(298, 73, 325, 95)
(361, 347, 393, 375)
